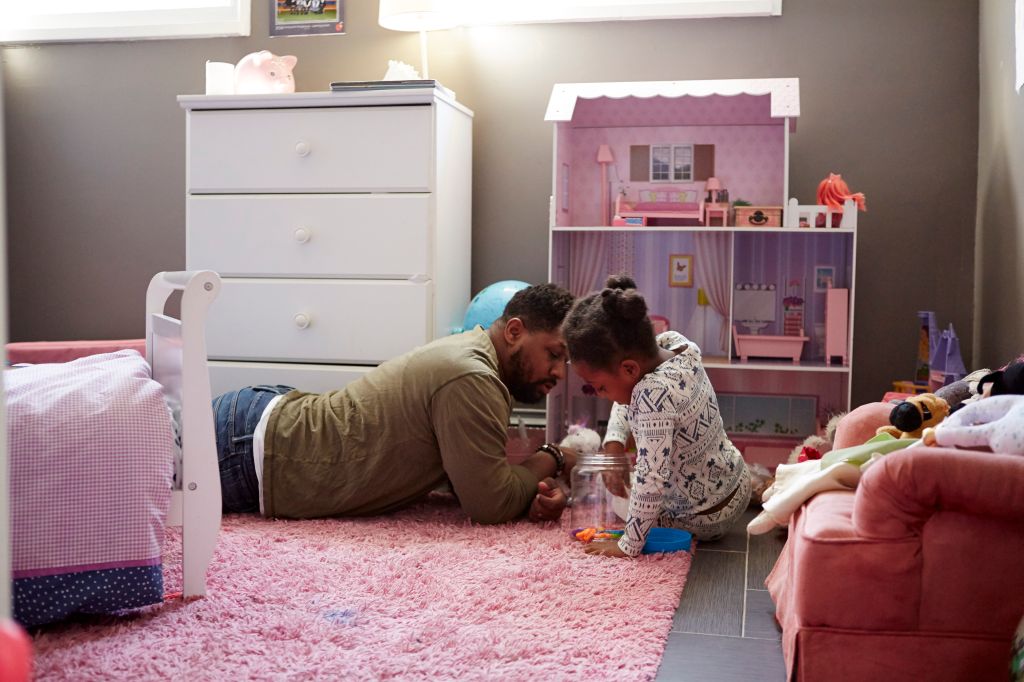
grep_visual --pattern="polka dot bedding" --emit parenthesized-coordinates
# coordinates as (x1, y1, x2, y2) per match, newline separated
(6, 350, 174, 628)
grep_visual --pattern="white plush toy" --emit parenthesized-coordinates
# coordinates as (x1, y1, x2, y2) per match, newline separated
(559, 424, 601, 455)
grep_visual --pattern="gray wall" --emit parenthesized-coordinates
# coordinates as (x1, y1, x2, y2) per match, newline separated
(977, 0, 1024, 368)
(2, 0, 980, 406)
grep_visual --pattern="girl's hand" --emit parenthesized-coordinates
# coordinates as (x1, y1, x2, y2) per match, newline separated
(583, 539, 629, 558)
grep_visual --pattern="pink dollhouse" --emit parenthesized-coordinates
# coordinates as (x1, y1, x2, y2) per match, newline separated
(544, 78, 857, 467)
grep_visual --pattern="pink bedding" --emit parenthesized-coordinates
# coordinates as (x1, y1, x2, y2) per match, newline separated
(6, 339, 146, 365)
(7, 350, 174, 626)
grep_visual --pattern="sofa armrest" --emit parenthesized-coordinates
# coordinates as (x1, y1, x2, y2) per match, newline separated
(833, 401, 892, 449)
(853, 446, 1024, 539)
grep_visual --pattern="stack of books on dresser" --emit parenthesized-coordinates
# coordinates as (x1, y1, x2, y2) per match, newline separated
(329, 79, 455, 99)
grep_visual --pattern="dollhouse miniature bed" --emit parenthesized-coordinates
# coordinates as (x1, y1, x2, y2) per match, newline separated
(8, 270, 222, 627)
(614, 185, 705, 225)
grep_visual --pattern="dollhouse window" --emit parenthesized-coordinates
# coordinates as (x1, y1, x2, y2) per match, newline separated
(650, 144, 693, 182)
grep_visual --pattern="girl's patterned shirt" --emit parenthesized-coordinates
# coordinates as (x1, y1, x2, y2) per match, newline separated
(619, 341, 744, 556)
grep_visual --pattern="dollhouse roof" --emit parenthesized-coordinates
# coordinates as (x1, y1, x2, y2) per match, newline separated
(544, 78, 799, 129)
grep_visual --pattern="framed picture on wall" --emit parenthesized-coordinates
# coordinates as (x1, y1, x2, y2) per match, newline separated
(271, 0, 346, 37)
(814, 265, 835, 292)
(669, 254, 694, 288)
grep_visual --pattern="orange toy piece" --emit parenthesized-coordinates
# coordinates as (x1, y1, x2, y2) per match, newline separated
(817, 173, 867, 212)
(575, 528, 597, 543)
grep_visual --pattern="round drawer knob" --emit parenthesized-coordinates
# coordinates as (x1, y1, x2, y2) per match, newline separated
(293, 313, 312, 329)
(294, 227, 312, 243)
(295, 140, 311, 157)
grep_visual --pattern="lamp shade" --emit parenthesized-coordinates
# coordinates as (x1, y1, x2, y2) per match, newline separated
(596, 144, 614, 164)
(705, 176, 722, 191)
(379, 0, 458, 31)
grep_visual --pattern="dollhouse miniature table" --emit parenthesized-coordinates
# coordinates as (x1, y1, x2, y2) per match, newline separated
(704, 203, 729, 226)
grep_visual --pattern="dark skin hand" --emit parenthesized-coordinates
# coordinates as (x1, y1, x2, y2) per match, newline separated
(527, 478, 567, 522)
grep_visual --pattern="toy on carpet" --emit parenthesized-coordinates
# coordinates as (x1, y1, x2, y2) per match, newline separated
(0, 619, 32, 682)
(876, 393, 949, 439)
(573, 527, 624, 543)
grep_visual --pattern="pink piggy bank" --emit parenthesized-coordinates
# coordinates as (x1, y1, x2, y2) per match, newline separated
(233, 50, 297, 95)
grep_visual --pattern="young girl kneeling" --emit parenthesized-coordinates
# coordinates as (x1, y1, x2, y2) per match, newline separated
(563, 275, 750, 557)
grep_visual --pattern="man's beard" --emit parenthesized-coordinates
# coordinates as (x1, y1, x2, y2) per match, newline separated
(505, 348, 554, 403)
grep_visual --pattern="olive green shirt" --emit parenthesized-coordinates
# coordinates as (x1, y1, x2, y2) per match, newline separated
(262, 327, 538, 523)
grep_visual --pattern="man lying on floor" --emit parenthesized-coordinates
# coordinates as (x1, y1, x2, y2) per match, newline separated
(212, 283, 579, 525)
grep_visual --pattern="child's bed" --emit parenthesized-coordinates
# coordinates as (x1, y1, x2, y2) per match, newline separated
(8, 270, 222, 628)
(614, 185, 705, 224)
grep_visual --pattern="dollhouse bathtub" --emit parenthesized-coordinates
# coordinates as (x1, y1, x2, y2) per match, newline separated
(732, 326, 808, 364)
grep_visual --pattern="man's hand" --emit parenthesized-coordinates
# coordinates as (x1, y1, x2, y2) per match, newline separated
(556, 446, 578, 484)
(528, 477, 567, 522)
(583, 539, 629, 558)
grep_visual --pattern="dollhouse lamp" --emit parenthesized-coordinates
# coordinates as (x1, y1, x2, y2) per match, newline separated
(705, 176, 722, 203)
(597, 144, 615, 225)
(378, 0, 457, 79)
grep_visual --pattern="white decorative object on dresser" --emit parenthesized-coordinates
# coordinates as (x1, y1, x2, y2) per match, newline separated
(179, 88, 473, 395)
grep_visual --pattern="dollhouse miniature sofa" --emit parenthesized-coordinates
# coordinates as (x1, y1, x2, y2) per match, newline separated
(614, 185, 705, 224)
(765, 401, 1024, 681)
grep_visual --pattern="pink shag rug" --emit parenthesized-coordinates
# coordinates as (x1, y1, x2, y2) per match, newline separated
(31, 494, 691, 680)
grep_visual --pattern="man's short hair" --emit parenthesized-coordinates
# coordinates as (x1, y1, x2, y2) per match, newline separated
(499, 283, 574, 333)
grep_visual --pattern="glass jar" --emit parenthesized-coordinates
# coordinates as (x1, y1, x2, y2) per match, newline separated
(569, 451, 631, 534)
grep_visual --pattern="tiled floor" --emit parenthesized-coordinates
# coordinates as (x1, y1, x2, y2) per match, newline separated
(655, 507, 790, 681)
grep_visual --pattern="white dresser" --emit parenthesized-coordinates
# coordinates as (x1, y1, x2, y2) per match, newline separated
(178, 89, 473, 395)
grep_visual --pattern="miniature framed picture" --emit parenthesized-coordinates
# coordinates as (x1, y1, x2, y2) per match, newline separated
(271, 0, 346, 37)
(669, 254, 694, 288)
(814, 265, 835, 292)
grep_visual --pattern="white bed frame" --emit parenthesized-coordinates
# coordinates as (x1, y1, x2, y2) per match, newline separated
(145, 270, 221, 598)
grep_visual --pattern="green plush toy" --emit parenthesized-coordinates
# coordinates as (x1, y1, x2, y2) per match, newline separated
(818, 432, 918, 468)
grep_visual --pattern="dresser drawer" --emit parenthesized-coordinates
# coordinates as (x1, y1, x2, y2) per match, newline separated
(207, 360, 373, 396)
(206, 279, 431, 364)
(187, 105, 433, 193)
(187, 194, 431, 278)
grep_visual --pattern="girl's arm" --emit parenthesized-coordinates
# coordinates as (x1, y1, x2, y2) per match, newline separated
(616, 410, 674, 557)
(603, 402, 630, 449)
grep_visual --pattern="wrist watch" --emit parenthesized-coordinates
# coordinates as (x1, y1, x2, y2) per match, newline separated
(537, 443, 565, 478)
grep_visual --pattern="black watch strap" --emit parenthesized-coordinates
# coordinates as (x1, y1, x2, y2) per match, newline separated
(537, 443, 565, 478)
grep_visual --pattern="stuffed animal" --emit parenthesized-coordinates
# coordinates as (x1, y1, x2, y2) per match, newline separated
(786, 412, 845, 464)
(923, 394, 1024, 456)
(234, 51, 297, 95)
(876, 393, 949, 439)
(559, 424, 601, 455)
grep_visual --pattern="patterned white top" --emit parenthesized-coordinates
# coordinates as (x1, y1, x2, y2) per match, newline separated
(603, 331, 690, 448)
(618, 339, 744, 556)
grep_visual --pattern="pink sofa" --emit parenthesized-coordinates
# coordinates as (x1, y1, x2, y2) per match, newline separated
(766, 402, 1024, 681)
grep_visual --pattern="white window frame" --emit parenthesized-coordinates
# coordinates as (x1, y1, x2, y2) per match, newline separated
(0, 0, 251, 43)
(650, 144, 693, 183)
(452, 0, 781, 26)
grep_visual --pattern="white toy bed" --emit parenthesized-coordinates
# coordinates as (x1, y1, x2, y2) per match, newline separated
(9, 270, 222, 627)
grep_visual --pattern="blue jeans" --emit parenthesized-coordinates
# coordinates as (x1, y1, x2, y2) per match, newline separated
(212, 385, 294, 513)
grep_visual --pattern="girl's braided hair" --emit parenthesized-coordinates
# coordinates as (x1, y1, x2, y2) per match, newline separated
(563, 274, 658, 370)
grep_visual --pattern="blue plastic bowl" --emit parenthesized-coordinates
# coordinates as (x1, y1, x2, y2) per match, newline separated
(642, 527, 692, 554)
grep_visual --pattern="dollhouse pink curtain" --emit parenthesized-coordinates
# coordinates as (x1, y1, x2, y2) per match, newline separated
(569, 232, 610, 297)
(695, 232, 731, 351)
